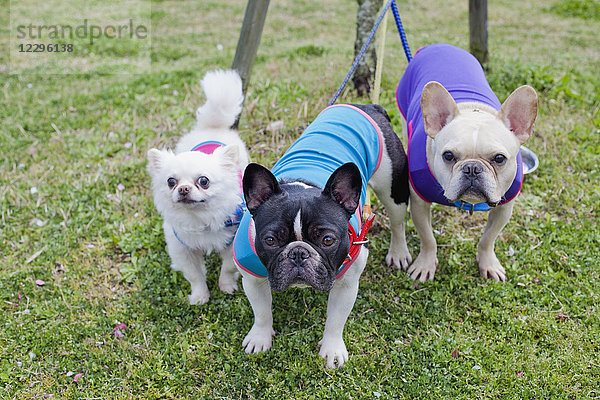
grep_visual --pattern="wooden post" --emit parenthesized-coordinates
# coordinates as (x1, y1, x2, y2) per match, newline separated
(231, 0, 270, 128)
(469, 0, 488, 65)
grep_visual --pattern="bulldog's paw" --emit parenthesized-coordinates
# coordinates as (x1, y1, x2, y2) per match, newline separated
(218, 275, 239, 294)
(407, 254, 438, 282)
(242, 325, 275, 354)
(318, 337, 348, 368)
(386, 246, 412, 271)
(188, 288, 210, 305)
(477, 252, 506, 282)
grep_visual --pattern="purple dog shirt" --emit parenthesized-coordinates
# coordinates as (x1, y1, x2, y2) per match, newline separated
(396, 43, 523, 211)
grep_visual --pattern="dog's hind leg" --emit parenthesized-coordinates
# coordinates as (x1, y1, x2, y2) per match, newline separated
(218, 244, 240, 293)
(370, 149, 412, 270)
(362, 104, 412, 270)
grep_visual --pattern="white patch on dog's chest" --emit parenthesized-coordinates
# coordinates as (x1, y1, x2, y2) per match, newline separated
(293, 210, 303, 241)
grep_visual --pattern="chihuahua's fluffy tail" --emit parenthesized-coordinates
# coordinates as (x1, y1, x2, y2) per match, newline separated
(196, 70, 243, 130)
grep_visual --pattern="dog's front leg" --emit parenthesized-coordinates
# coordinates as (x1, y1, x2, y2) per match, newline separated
(240, 271, 275, 353)
(164, 226, 210, 305)
(407, 187, 438, 281)
(319, 247, 368, 368)
(477, 200, 514, 282)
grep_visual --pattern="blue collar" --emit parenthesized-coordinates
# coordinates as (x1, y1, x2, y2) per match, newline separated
(172, 200, 247, 249)
(172, 228, 192, 249)
(453, 200, 492, 214)
(224, 202, 246, 227)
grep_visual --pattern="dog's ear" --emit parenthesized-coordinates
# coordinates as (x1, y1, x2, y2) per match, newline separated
(243, 163, 282, 214)
(214, 144, 240, 169)
(322, 163, 362, 216)
(147, 148, 172, 176)
(421, 81, 460, 139)
(497, 85, 538, 144)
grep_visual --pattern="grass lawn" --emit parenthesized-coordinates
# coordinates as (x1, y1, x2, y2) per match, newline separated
(1, 0, 599, 398)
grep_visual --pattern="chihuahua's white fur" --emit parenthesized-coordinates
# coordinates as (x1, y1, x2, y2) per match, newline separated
(147, 70, 249, 304)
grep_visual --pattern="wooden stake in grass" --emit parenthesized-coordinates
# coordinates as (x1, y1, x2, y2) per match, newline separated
(231, 0, 270, 129)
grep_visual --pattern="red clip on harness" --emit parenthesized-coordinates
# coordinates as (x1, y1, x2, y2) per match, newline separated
(346, 205, 375, 264)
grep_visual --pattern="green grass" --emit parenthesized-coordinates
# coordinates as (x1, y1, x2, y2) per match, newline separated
(550, 0, 600, 21)
(1, 0, 599, 398)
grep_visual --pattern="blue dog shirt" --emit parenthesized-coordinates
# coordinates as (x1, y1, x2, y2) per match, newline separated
(396, 43, 523, 212)
(233, 104, 383, 278)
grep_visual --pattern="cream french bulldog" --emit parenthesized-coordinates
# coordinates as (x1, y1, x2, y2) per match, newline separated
(396, 43, 537, 282)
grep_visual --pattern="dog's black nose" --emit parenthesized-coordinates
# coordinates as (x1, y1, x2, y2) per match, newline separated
(178, 185, 191, 196)
(288, 246, 310, 261)
(462, 162, 483, 177)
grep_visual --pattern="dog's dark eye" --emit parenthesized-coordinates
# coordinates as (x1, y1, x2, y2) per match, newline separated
(167, 177, 177, 189)
(322, 236, 335, 247)
(442, 151, 455, 162)
(264, 236, 276, 247)
(197, 176, 210, 189)
(493, 154, 506, 165)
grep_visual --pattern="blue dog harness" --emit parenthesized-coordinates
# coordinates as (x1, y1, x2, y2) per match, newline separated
(172, 141, 246, 249)
(233, 104, 383, 278)
(396, 43, 523, 212)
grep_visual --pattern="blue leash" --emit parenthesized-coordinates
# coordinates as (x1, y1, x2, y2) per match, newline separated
(391, 0, 412, 62)
(329, 0, 412, 106)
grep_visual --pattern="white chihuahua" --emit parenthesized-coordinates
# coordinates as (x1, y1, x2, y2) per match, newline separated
(147, 70, 249, 304)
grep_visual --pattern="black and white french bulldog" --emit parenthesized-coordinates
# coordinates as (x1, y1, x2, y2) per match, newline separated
(232, 103, 410, 368)
(396, 43, 538, 282)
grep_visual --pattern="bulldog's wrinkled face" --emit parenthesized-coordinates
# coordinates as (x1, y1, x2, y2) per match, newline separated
(428, 112, 521, 206)
(243, 163, 362, 292)
(253, 189, 351, 291)
(421, 82, 538, 206)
